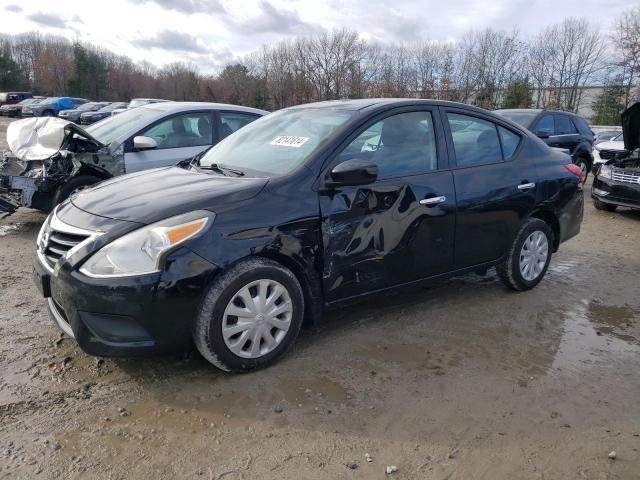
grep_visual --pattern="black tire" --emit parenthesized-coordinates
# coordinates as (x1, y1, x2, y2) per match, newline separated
(193, 257, 304, 373)
(52, 175, 102, 207)
(497, 218, 553, 291)
(593, 198, 617, 212)
(574, 156, 590, 183)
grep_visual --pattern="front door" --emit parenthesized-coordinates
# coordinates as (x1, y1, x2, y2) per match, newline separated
(124, 111, 215, 173)
(442, 109, 538, 269)
(320, 108, 456, 302)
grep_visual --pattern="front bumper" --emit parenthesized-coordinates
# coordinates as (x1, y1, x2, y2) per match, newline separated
(592, 176, 640, 209)
(34, 245, 220, 357)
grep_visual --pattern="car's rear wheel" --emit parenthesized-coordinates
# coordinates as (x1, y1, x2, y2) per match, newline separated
(593, 198, 617, 212)
(193, 257, 304, 373)
(497, 218, 553, 291)
(574, 156, 590, 182)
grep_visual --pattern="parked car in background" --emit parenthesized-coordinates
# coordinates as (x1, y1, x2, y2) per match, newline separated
(495, 108, 594, 179)
(593, 132, 627, 167)
(0, 102, 268, 214)
(0, 92, 33, 106)
(110, 98, 169, 116)
(30, 99, 584, 372)
(58, 102, 111, 123)
(592, 103, 640, 212)
(594, 128, 622, 145)
(0, 96, 45, 117)
(79, 102, 128, 124)
(22, 97, 89, 117)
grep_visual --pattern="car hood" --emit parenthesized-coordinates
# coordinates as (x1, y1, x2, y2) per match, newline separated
(621, 102, 640, 151)
(597, 140, 626, 151)
(70, 167, 269, 224)
(7, 117, 104, 161)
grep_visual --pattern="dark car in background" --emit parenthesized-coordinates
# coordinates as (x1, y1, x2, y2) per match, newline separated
(0, 96, 45, 117)
(58, 102, 111, 123)
(31, 99, 584, 372)
(0, 92, 33, 106)
(79, 102, 128, 124)
(591, 103, 640, 212)
(495, 108, 594, 179)
(22, 97, 89, 117)
(110, 98, 169, 116)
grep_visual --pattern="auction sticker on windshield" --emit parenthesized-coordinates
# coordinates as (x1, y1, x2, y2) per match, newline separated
(270, 136, 309, 148)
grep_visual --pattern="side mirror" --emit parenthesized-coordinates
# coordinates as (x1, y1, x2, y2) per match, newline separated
(536, 129, 551, 139)
(327, 159, 378, 187)
(133, 136, 157, 151)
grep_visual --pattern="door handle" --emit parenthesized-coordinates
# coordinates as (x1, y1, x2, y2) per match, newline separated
(518, 182, 536, 191)
(420, 195, 446, 206)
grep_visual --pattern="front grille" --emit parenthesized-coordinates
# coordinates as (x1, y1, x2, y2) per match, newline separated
(612, 168, 640, 185)
(600, 149, 627, 161)
(42, 229, 89, 269)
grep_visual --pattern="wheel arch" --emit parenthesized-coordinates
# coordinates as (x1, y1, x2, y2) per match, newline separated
(529, 208, 560, 252)
(252, 252, 324, 327)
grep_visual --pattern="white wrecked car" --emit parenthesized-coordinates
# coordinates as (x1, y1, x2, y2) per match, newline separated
(0, 102, 267, 214)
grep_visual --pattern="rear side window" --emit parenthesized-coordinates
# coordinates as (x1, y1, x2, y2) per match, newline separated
(447, 113, 502, 167)
(555, 115, 577, 135)
(498, 126, 521, 158)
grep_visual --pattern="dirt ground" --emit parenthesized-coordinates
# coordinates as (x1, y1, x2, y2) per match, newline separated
(1, 115, 639, 479)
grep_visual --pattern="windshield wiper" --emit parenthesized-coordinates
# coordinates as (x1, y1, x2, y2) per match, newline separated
(207, 163, 245, 177)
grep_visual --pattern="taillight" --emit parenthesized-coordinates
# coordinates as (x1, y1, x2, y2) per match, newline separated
(564, 163, 585, 184)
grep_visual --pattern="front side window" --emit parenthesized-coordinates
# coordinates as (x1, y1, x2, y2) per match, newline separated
(336, 111, 438, 178)
(447, 113, 502, 167)
(142, 113, 213, 149)
(219, 112, 260, 140)
(535, 115, 554, 136)
(555, 115, 577, 135)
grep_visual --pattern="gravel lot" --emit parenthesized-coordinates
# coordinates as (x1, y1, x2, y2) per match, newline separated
(1, 116, 639, 479)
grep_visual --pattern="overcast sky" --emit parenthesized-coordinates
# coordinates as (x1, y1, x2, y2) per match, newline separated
(0, 0, 629, 73)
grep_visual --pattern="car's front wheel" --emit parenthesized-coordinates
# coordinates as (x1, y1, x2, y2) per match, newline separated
(193, 257, 304, 372)
(497, 218, 553, 291)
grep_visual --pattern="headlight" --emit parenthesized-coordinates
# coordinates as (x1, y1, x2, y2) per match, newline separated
(80, 211, 214, 278)
(599, 164, 612, 179)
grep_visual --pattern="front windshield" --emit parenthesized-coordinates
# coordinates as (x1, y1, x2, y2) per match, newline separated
(494, 110, 538, 128)
(129, 99, 155, 108)
(199, 109, 353, 175)
(85, 107, 162, 145)
(77, 102, 100, 111)
(98, 103, 123, 112)
(613, 133, 624, 141)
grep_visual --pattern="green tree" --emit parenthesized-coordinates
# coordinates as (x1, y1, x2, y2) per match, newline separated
(591, 85, 625, 125)
(67, 42, 108, 99)
(502, 80, 532, 108)
(0, 49, 23, 90)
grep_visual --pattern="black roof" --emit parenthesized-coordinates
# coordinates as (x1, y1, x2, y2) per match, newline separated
(288, 98, 497, 115)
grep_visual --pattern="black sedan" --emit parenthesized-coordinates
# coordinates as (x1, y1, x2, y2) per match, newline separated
(79, 102, 128, 124)
(34, 99, 584, 372)
(58, 102, 110, 123)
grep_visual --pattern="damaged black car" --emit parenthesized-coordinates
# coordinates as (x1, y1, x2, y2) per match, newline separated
(0, 102, 267, 215)
(592, 102, 640, 212)
(33, 99, 584, 373)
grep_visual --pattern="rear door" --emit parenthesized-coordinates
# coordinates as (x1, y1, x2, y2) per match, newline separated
(124, 111, 215, 172)
(442, 108, 537, 269)
(552, 114, 581, 154)
(320, 107, 456, 302)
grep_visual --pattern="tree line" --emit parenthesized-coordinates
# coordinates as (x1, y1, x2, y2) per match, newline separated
(0, 7, 638, 124)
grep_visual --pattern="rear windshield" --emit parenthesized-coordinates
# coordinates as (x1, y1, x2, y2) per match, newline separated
(199, 109, 353, 175)
(494, 110, 538, 128)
